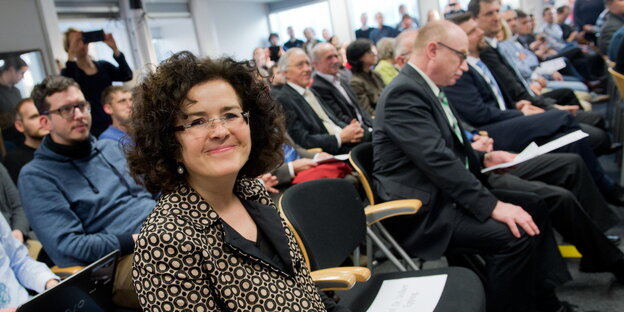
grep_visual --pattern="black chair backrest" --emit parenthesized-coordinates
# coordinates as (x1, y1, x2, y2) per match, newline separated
(348, 142, 378, 204)
(279, 179, 367, 271)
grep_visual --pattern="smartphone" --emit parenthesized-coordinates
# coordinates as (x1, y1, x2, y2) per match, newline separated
(82, 30, 105, 43)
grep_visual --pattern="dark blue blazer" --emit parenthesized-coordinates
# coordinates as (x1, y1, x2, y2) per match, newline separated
(443, 64, 580, 153)
(443, 64, 522, 127)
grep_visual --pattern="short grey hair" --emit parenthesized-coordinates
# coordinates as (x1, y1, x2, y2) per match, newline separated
(394, 29, 418, 59)
(278, 47, 305, 72)
(311, 42, 334, 63)
(376, 38, 396, 60)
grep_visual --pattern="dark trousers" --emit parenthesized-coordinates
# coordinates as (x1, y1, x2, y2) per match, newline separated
(547, 47, 592, 80)
(484, 109, 613, 193)
(489, 155, 623, 272)
(539, 88, 611, 154)
(448, 189, 570, 312)
(508, 153, 618, 231)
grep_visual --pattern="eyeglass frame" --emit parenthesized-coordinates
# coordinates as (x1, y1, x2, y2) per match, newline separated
(173, 111, 250, 132)
(436, 41, 468, 62)
(42, 101, 91, 119)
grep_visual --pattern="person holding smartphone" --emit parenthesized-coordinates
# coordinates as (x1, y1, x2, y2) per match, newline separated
(61, 28, 133, 137)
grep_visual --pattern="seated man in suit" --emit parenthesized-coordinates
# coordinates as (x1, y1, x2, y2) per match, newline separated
(469, 0, 613, 155)
(449, 8, 624, 205)
(276, 48, 366, 154)
(311, 42, 373, 134)
(397, 12, 623, 243)
(19, 76, 156, 308)
(374, 20, 571, 312)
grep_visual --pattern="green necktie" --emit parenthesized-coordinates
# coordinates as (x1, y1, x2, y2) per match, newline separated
(438, 91, 464, 144)
(438, 91, 469, 168)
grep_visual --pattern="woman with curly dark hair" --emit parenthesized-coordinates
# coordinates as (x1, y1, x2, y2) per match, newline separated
(347, 39, 385, 116)
(128, 51, 347, 312)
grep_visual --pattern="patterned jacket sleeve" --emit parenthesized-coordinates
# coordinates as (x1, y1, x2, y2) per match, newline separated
(132, 219, 221, 311)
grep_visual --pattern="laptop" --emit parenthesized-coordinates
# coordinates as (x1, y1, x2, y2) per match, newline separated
(18, 250, 120, 312)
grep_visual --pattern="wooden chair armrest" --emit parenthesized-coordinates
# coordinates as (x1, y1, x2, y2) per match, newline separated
(311, 267, 372, 291)
(51, 265, 84, 279)
(307, 148, 323, 154)
(365, 199, 422, 225)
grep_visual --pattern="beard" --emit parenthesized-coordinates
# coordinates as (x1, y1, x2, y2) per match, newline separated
(25, 128, 47, 140)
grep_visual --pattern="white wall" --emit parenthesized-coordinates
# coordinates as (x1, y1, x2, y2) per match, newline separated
(150, 18, 200, 63)
(0, 0, 57, 74)
(328, 0, 353, 43)
(191, 0, 270, 61)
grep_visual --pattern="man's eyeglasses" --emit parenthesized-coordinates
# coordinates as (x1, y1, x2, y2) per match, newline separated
(43, 101, 91, 119)
(437, 42, 468, 62)
(174, 111, 250, 134)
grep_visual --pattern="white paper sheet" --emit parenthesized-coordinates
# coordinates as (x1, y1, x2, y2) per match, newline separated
(535, 57, 567, 75)
(365, 274, 448, 312)
(314, 154, 349, 164)
(481, 130, 588, 173)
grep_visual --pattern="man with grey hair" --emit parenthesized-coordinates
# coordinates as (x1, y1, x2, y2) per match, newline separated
(276, 48, 364, 154)
(310, 42, 373, 136)
(393, 29, 419, 69)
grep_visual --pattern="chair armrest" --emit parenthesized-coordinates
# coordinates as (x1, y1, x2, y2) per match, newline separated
(365, 199, 422, 225)
(51, 266, 84, 279)
(311, 267, 372, 291)
(307, 148, 323, 154)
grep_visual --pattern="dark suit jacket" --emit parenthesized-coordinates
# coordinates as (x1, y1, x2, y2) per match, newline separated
(443, 64, 581, 153)
(479, 44, 551, 108)
(443, 64, 522, 127)
(277, 84, 350, 154)
(311, 73, 373, 131)
(373, 64, 498, 260)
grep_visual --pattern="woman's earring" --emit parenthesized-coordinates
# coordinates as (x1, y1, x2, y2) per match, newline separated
(177, 164, 184, 175)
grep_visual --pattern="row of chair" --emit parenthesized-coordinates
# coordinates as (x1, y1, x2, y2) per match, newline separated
(277, 141, 487, 311)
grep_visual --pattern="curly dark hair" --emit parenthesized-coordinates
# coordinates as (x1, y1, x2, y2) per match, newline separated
(346, 38, 374, 74)
(127, 51, 286, 194)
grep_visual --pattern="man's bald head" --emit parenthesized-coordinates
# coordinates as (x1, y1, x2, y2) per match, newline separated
(413, 20, 462, 52)
(411, 20, 469, 86)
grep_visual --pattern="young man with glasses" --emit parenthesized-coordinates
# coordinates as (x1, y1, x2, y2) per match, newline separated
(17, 76, 155, 309)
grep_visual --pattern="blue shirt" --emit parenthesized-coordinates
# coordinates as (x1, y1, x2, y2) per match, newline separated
(369, 25, 399, 43)
(18, 137, 155, 267)
(98, 125, 131, 147)
(0, 216, 58, 308)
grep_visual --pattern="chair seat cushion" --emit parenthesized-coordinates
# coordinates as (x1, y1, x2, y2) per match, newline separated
(336, 267, 485, 312)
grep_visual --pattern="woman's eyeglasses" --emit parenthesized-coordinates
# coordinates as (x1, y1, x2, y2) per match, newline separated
(174, 111, 250, 134)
